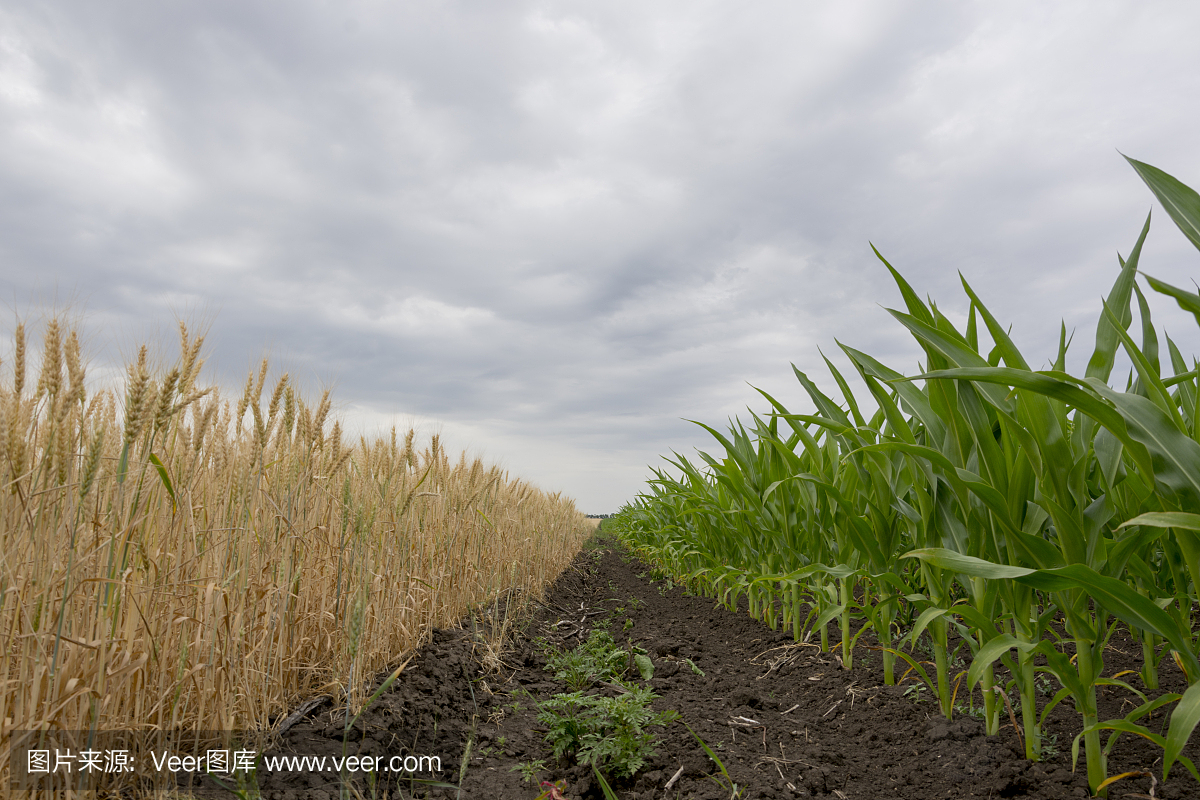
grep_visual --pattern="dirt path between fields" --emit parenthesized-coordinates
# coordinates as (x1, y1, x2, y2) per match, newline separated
(177, 535, 1197, 799)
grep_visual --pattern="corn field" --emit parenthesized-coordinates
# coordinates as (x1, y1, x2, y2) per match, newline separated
(610, 156, 1200, 796)
(0, 325, 591, 791)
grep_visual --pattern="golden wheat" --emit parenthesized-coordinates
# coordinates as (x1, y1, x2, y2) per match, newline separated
(0, 319, 591, 794)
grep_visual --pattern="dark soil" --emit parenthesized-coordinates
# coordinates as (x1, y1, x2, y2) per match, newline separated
(208, 536, 1197, 799)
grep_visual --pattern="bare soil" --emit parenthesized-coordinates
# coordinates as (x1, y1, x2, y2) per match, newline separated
(202, 535, 1197, 799)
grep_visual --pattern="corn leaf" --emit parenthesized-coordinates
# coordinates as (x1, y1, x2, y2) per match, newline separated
(1125, 155, 1200, 253)
(1086, 214, 1147, 382)
(903, 548, 1200, 680)
(1165, 682, 1200, 779)
(1144, 273, 1200, 329)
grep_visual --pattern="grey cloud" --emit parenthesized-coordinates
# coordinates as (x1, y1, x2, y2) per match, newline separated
(3, 2, 1200, 511)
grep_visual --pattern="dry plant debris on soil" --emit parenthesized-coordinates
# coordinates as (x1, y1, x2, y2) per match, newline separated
(198, 532, 1196, 800)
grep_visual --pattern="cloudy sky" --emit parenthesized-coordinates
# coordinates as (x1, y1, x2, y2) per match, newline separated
(3, 1, 1200, 513)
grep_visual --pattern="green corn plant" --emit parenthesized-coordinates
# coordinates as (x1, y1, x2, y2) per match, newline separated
(899, 157, 1200, 793)
(843, 263, 1044, 729)
(753, 387, 868, 671)
(893, 268, 1130, 788)
(613, 152, 1200, 797)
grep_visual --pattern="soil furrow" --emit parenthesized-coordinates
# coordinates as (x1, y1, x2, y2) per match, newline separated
(217, 536, 1197, 799)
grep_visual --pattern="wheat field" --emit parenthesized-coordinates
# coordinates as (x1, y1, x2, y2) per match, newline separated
(0, 318, 591, 791)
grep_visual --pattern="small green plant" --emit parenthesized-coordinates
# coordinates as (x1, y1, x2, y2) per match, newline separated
(903, 683, 927, 703)
(544, 628, 630, 689)
(504, 688, 529, 714)
(509, 759, 546, 785)
(954, 702, 987, 721)
(623, 617, 634, 631)
(496, 736, 507, 748)
(685, 658, 704, 676)
(682, 721, 740, 798)
(537, 686, 679, 778)
(593, 765, 621, 800)
(633, 652, 654, 680)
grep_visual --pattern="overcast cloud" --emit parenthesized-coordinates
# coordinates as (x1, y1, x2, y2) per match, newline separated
(3, 1, 1200, 512)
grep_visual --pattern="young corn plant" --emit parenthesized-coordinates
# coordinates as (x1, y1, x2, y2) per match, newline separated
(614, 154, 1200, 797)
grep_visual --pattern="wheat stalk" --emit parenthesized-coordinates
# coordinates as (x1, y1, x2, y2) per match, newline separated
(0, 319, 590, 795)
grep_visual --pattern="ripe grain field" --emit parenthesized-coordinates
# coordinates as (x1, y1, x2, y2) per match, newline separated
(0, 324, 590, 796)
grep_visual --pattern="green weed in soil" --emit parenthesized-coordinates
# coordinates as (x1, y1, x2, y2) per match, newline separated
(537, 686, 679, 778)
(536, 623, 678, 780)
(544, 627, 629, 689)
